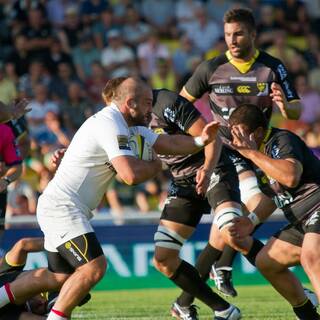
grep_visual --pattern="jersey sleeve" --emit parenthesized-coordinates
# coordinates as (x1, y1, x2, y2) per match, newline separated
(0, 125, 22, 166)
(130, 126, 159, 146)
(93, 118, 135, 161)
(270, 132, 304, 163)
(163, 98, 201, 132)
(273, 61, 300, 102)
(184, 60, 213, 99)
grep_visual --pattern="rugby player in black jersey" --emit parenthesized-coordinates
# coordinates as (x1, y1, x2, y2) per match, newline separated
(227, 104, 320, 320)
(177, 7, 302, 299)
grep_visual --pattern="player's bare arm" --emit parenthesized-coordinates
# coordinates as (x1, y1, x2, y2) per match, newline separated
(270, 82, 302, 120)
(5, 238, 44, 266)
(230, 125, 303, 188)
(153, 121, 220, 155)
(111, 155, 162, 185)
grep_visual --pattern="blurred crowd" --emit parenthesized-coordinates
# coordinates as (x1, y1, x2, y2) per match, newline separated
(0, 0, 320, 222)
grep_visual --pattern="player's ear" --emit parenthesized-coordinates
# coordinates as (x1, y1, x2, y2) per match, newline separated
(128, 99, 137, 109)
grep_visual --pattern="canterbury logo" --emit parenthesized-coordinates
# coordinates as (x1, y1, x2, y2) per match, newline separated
(236, 85, 251, 94)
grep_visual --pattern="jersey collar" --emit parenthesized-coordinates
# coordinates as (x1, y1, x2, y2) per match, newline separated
(226, 49, 260, 74)
(259, 127, 273, 152)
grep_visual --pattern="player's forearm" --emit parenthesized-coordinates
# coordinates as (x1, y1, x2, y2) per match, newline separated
(203, 136, 221, 174)
(2, 164, 22, 182)
(246, 150, 301, 188)
(285, 101, 302, 120)
(154, 134, 203, 155)
(128, 160, 162, 184)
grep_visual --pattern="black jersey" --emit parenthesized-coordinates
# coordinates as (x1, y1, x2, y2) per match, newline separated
(184, 50, 299, 139)
(0, 254, 25, 274)
(261, 128, 320, 224)
(150, 89, 204, 180)
(6, 116, 28, 140)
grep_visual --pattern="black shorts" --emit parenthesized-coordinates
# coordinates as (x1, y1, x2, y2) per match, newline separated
(207, 149, 241, 209)
(273, 209, 320, 247)
(161, 177, 211, 227)
(0, 192, 7, 229)
(47, 232, 104, 273)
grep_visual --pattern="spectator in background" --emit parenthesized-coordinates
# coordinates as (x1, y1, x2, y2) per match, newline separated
(21, 8, 53, 58)
(101, 29, 135, 78)
(123, 6, 150, 48)
(80, 0, 109, 26)
(5, 34, 33, 77)
(26, 83, 59, 140)
(46, 37, 74, 75)
(0, 65, 17, 105)
(287, 52, 308, 80)
(46, 0, 76, 28)
(309, 52, 320, 92)
(267, 29, 297, 68)
(172, 35, 200, 79)
(58, 5, 84, 53)
(294, 73, 320, 124)
(206, 0, 233, 28)
(183, 6, 222, 54)
(18, 60, 51, 98)
(60, 82, 93, 133)
(92, 8, 119, 50)
(72, 32, 101, 81)
(141, 0, 175, 37)
(175, 0, 203, 33)
(49, 61, 80, 103)
(7, 178, 37, 216)
(150, 58, 177, 92)
(137, 30, 170, 79)
(256, 5, 282, 49)
(85, 61, 108, 107)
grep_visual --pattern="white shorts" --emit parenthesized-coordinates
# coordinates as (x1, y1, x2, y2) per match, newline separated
(37, 194, 94, 253)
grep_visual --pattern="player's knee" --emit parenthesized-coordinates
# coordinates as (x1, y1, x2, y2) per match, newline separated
(301, 249, 320, 271)
(239, 176, 262, 204)
(214, 207, 242, 231)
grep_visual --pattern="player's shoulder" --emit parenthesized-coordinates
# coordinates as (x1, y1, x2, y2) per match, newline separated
(0, 123, 14, 139)
(257, 50, 286, 71)
(269, 128, 301, 145)
(200, 53, 229, 71)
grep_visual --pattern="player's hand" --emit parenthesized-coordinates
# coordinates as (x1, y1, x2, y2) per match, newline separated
(51, 148, 67, 169)
(270, 82, 288, 118)
(0, 162, 6, 176)
(229, 125, 257, 158)
(11, 98, 31, 120)
(196, 167, 210, 195)
(229, 216, 254, 238)
(201, 121, 220, 145)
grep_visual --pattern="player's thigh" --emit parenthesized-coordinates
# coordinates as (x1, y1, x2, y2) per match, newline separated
(257, 231, 302, 271)
(301, 210, 320, 266)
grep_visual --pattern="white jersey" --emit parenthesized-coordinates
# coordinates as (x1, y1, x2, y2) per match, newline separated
(42, 103, 158, 218)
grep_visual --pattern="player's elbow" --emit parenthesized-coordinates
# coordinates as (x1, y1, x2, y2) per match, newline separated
(283, 174, 300, 188)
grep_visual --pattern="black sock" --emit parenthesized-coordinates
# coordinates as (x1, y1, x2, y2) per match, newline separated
(215, 245, 237, 268)
(293, 299, 320, 319)
(171, 260, 229, 311)
(244, 238, 264, 266)
(177, 244, 222, 306)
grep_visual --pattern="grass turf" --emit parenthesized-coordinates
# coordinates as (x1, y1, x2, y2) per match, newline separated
(72, 285, 302, 319)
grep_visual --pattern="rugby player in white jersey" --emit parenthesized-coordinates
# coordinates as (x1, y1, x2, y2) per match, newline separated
(0, 77, 219, 320)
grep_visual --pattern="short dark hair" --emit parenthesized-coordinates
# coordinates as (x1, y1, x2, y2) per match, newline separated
(229, 104, 268, 132)
(223, 8, 256, 31)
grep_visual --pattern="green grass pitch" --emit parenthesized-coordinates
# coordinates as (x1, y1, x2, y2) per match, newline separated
(72, 285, 306, 319)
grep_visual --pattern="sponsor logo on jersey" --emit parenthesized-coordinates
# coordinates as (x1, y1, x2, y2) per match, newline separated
(117, 135, 130, 150)
(236, 85, 251, 94)
(282, 80, 294, 99)
(277, 64, 288, 81)
(230, 76, 257, 82)
(271, 143, 280, 159)
(257, 82, 269, 96)
(213, 85, 233, 94)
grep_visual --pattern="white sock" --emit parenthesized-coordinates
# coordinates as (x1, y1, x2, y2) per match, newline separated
(215, 304, 233, 317)
(0, 283, 15, 308)
(47, 308, 69, 319)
